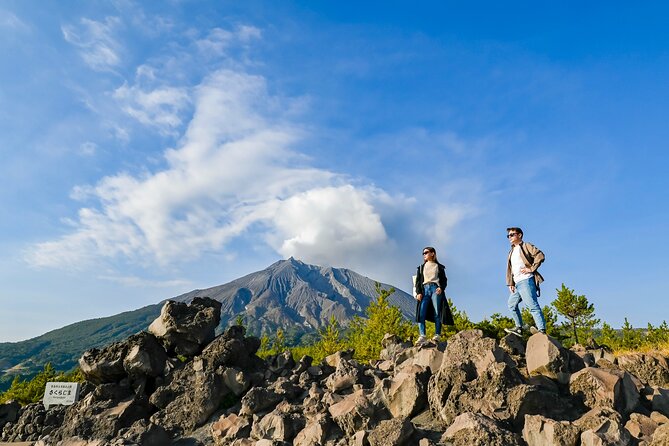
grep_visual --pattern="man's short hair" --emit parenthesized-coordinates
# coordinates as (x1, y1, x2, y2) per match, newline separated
(506, 227, 523, 236)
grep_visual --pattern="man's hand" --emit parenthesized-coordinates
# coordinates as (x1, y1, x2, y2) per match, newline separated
(520, 267, 532, 274)
(436, 287, 442, 295)
(508, 285, 516, 293)
(416, 293, 423, 301)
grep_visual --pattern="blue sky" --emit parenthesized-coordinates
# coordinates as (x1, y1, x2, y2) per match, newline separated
(1, 1, 668, 342)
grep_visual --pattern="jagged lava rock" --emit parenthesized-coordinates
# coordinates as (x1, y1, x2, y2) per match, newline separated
(148, 296, 222, 356)
(526, 332, 571, 384)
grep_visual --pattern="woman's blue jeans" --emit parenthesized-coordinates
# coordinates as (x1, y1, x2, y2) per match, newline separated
(418, 283, 442, 336)
(508, 276, 546, 331)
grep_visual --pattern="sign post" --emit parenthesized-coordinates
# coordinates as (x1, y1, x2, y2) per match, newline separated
(43, 382, 80, 410)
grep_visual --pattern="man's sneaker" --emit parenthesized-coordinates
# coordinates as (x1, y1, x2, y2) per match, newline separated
(432, 334, 441, 342)
(504, 326, 522, 336)
(416, 335, 427, 346)
(529, 326, 546, 335)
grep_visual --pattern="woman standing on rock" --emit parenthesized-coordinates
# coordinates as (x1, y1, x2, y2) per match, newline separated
(414, 246, 454, 345)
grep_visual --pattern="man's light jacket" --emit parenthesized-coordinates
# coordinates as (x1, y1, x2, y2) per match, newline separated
(506, 241, 545, 293)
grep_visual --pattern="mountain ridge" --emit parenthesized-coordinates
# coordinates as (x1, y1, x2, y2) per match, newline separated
(0, 258, 413, 390)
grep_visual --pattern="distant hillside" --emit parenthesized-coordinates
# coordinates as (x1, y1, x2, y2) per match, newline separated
(0, 304, 162, 391)
(0, 258, 413, 391)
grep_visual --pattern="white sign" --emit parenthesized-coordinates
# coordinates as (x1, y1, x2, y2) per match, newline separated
(43, 382, 80, 409)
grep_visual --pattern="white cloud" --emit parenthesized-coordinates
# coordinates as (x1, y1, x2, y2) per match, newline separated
(196, 25, 262, 56)
(79, 141, 97, 156)
(98, 274, 191, 288)
(26, 65, 471, 274)
(265, 185, 388, 265)
(114, 83, 190, 135)
(0, 10, 29, 31)
(62, 17, 122, 71)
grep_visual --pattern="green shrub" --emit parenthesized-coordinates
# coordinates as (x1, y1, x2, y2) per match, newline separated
(0, 363, 84, 406)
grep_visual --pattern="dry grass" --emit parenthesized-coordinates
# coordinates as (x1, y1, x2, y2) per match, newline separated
(612, 341, 669, 357)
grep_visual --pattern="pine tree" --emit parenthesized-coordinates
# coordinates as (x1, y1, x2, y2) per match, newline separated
(552, 284, 599, 345)
(347, 282, 414, 362)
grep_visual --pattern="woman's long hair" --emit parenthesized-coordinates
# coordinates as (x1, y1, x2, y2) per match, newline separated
(423, 246, 439, 263)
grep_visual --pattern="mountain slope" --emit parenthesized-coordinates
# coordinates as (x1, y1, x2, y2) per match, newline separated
(173, 257, 413, 335)
(0, 258, 413, 390)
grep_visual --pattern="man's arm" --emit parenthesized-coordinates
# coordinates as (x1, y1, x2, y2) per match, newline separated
(525, 243, 545, 272)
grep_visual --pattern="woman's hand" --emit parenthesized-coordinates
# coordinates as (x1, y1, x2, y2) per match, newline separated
(416, 293, 423, 301)
(436, 287, 442, 295)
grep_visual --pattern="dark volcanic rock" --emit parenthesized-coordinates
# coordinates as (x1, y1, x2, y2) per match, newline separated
(149, 296, 222, 356)
(616, 353, 669, 388)
(4, 296, 663, 446)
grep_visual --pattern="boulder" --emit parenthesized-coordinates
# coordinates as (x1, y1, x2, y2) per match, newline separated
(580, 420, 631, 446)
(396, 347, 443, 374)
(150, 325, 262, 435)
(651, 423, 669, 445)
(200, 326, 262, 371)
(651, 411, 669, 425)
(379, 334, 413, 363)
(430, 329, 582, 429)
(617, 353, 669, 388)
(221, 367, 251, 396)
(381, 364, 430, 418)
(293, 414, 338, 446)
(367, 417, 415, 446)
(575, 407, 631, 446)
(150, 356, 226, 434)
(500, 333, 526, 356)
(325, 358, 366, 393)
(651, 387, 669, 418)
(437, 330, 517, 376)
(567, 349, 587, 373)
(211, 413, 252, 445)
(122, 331, 168, 379)
(0, 401, 20, 428)
(626, 412, 659, 442)
(588, 347, 616, 364)
(117, 419, 171, 446)
(428, 330, 527, 425)
(324, 350, 354, 368)
(267, 350, 296, 375)
(1, 402, 67, 443)
(78, 343, 129, 385)
(53, 385, 152, 441)
(239, 387, 283, 416)
(609, 369, 644, 415)
(441, 412, 523, 446)
(148, 297, 222, 356)
(250, 404, 305, 442)
(328, 389, 389, 436)
(522, 414, 580, 446)
(526, 332, 571, 384)
(569, 367, 624, 412)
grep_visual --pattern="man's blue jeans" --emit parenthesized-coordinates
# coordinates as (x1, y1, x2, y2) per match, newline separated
(508, 276, 546, 331)
(418, 283, 442, 336)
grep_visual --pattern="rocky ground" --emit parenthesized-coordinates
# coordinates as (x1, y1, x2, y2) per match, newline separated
(1, 297, 669, 445)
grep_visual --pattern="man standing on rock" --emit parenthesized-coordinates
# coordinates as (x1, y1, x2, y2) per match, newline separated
(503, 227, 547, 336)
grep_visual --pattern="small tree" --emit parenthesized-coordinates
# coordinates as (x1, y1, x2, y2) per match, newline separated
(621, 318, 643, 350)
(347, 282, 414, 362)
(0, 363, 83, 405)
(597, 321, 620, 349)
(552, 284, 599, 345)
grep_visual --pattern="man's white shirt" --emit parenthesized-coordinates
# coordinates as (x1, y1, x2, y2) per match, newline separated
(511, 245, 532, 283)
